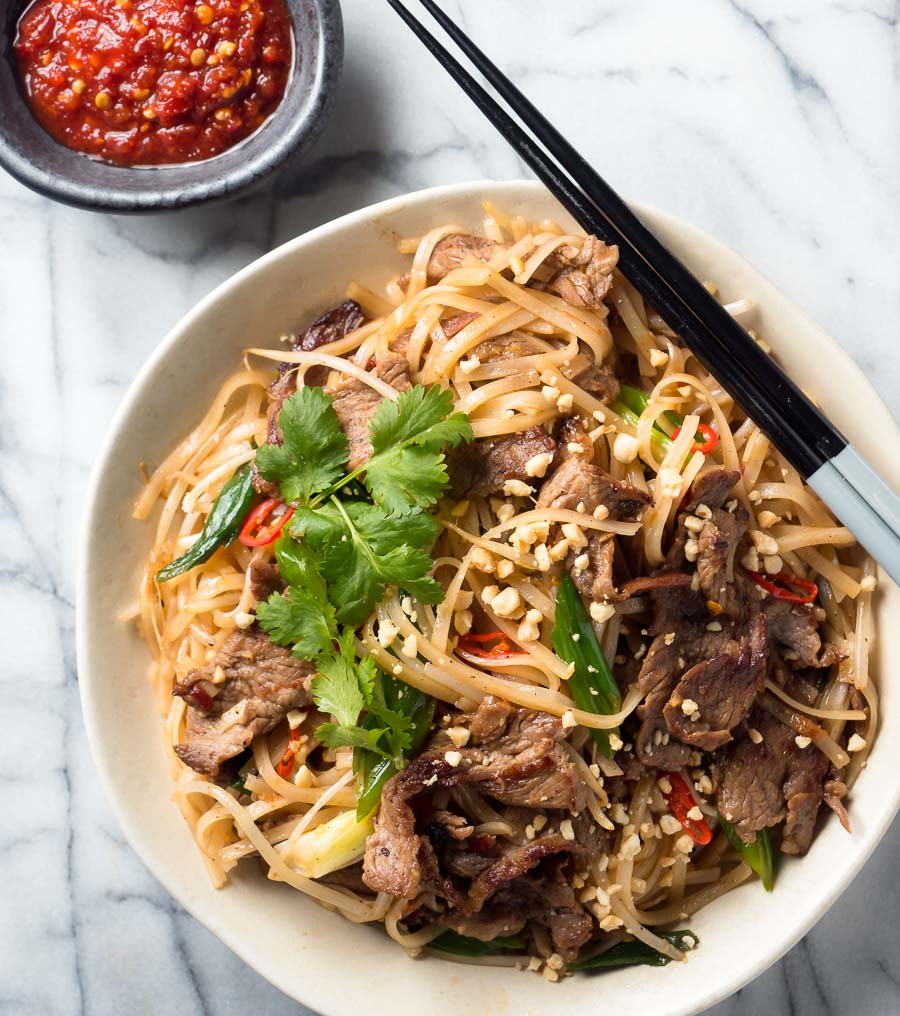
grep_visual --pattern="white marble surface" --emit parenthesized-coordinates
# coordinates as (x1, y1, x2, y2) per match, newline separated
(1, 0, 898, 1013)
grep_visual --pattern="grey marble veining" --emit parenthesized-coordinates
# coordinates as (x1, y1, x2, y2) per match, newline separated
(1, 0, 898, 1013)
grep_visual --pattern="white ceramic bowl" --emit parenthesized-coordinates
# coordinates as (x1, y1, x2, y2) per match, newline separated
(77, 179, 900, 1016)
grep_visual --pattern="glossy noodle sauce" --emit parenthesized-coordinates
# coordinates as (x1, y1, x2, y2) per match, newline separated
(14, 0, 293, 166)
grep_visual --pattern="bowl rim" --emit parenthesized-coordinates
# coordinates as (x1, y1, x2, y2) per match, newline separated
(76, 178, 900, 1015)
(0, 0, 343, 212)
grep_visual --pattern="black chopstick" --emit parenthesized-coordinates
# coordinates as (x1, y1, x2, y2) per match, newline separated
(386, 0, 900, 584)
(384, 0, 825, 477)
(413, 0, 844, 466)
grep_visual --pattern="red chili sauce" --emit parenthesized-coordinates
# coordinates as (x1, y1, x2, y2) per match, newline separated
(14, 0, 293, 166)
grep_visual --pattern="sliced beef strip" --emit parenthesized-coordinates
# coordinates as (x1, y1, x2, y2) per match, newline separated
(474, 844, 594, 959)
(637, 468, 762, 728)
(571, 360, 620, 404)
(425, 810, 474, 845)
(411, 312, 481, 364)
(551, 416, 594, 470)
(775, 665, 820, 706)
(537, 458, 651, 521)
(763, 597, 842, 669)
(448, 426, 555, 499)
(324, 353, 412, 471)
(539, 458, 651, 604)
(823, 774, 851, 832)
(475, 335, 540, 360)
(427, 813, 600, 959)
(634, 716, 693, 769)
(364, 764, 429, 899)
(426, 234, 499, 281)
(253, 300, 367, 495)
(546, 907, 595, 959)
(247, 559, 283, 603)
(715, 706, 829, 854)
(294, 299, 367, 355)
(441, 843, 594, 959)
(694, 505, 750, 617)
(542, 236, 619, 310)
(569, 535, 693, 606)
(443, 311, 480, 338)
(468, 694, 514, 740)
(363, 697, 587, 899)
(467, 834, 580, 910)
(682, 468, 742, 515)
(568, 533, 617, 602)
(663, 612, 768, 751)
(637, 581, 761, 720)
(173, 627, 313, 776)
(428, 698, 589, 811)
(427, 323, 538, 370)
(635, 584, 708, 718)
(666, 469, 750, 619)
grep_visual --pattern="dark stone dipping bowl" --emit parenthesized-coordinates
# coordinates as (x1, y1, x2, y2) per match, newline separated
(0, 0, 343, 212)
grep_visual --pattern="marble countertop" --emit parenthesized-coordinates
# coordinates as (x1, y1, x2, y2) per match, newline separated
(2, 0, 898, 1013)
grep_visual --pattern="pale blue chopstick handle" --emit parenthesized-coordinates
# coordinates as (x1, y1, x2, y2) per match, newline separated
(808, 448, 900, 586)
(831, 445, 900, 536)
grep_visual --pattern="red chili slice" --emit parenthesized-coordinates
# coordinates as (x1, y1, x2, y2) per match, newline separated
(672, 422, 719, 455)
(745, 569, 818, 604)
(275, 728, 302, 779)
(457, 630, 525, 661)
(239, 498, 295, 547)
(661, 771, 713, 845)
(275, 748, 294, 779)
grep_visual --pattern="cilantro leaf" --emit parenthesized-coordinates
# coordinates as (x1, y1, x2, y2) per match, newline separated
(272, 534, 327, 601)
(369, 385, 471, 454)
(364, 385, 472, 514)
(364, 446, 454, 516)
(256, 585, 337, 659)
(356, 653, 379, 706)
(291, 500, 443, 625)
(316, 722, 391, 755)
(366, 704, 415, 761)
(316, 669, 416, 762)
(312, 630, 366, 727)
(255, 388, 348, 505)
(312, 633, 412, 761)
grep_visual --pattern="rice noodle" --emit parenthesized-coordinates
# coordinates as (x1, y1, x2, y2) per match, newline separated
(133, 206, 875, 976)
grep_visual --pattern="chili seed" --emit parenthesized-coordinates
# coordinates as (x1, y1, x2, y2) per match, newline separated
(190, 47, 206, 66)
(71, 78, 86, 94)
(216, 40, 236, 56)
(196, 4, 214, 24)
(94, 91, 112, 110)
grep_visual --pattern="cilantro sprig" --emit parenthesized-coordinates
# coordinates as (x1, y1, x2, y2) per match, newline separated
(292, 499, 442, 625)
(253, 382, 470, 772)
(364, 385, 471, 513)
(254, 387, 349, 504)
(255, 383, 470, 513)
(314, 632, 417, 761)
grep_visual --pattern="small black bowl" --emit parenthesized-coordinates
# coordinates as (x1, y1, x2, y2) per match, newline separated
(0, 0, 343, 212)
